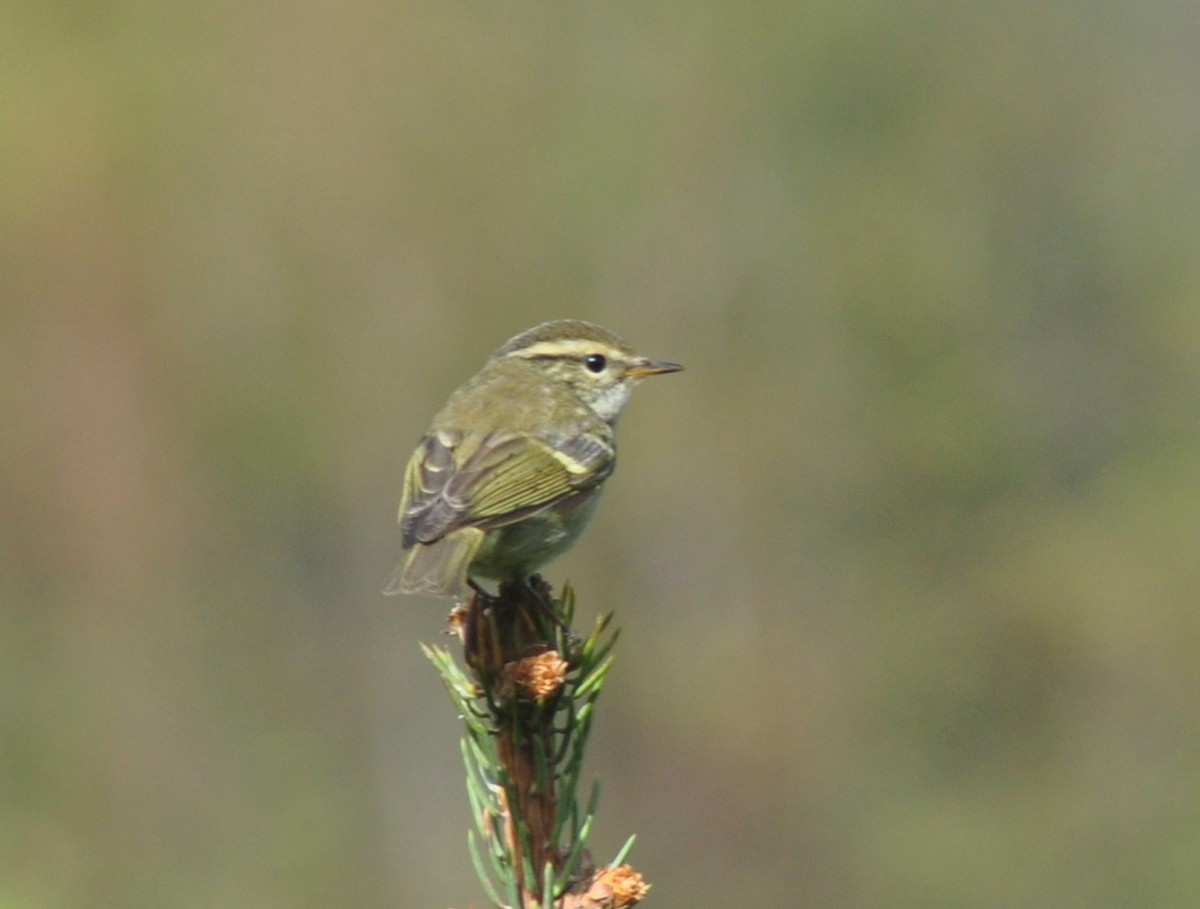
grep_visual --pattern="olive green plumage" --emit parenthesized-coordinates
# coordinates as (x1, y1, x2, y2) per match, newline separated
(384, 320, 682, 597)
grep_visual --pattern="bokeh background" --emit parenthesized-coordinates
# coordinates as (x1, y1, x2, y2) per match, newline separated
(5, 2, 1200, 907)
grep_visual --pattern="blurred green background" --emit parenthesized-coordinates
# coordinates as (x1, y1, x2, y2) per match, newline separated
(4, 2, 1199, 907)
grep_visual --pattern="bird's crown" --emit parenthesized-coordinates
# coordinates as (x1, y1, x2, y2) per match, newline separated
(490, 319, 681, 422)
(494, 319, 632, 361)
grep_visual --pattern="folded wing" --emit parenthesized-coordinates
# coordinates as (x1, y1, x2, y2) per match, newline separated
(399, 427, 614, 548)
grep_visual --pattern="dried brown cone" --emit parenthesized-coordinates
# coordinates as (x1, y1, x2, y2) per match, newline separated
(446, 603, 469, 643)
(560, 865, 650, 909)
(500, 649, 569, 703)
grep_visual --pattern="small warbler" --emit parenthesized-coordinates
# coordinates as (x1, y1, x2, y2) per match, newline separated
(384, 320, 682, 597)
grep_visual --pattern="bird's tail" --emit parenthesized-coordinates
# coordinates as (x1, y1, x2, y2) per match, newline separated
(382, 527, 484, 598)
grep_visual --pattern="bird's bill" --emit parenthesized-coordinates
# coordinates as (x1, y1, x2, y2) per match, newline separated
(625, 358, 684, 379)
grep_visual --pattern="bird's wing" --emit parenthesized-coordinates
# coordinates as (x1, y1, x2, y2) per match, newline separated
(399, 428, 614, 547)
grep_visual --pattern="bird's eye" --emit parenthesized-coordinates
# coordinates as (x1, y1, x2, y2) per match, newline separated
(584, 354, 607, 373)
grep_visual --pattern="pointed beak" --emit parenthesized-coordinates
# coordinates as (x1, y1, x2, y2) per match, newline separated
(625, 357, 684, 380)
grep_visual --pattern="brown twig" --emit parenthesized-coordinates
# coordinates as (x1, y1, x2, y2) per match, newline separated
(437, 577, 649, 909)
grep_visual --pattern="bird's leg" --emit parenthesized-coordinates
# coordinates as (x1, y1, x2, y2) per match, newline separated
(521, 574, 568, 633)
(467, 577, 498, 603)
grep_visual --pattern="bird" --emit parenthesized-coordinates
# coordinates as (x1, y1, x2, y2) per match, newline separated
(384, 319, 682, 597)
